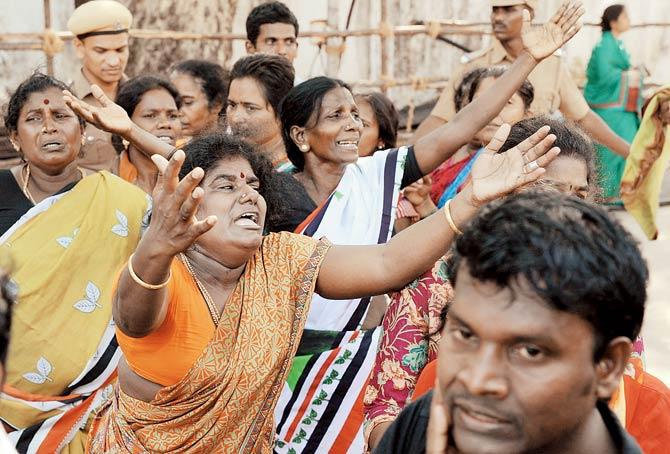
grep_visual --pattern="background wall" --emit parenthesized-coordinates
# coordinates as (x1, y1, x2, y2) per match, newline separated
(2, 0, 669, 107)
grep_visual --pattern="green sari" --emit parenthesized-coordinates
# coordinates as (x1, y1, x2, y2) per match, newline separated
(584, 31, 642, 200)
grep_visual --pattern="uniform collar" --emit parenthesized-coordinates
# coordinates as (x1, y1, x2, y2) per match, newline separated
(490, 39, 515, 64)
(71, 68, 128, 100)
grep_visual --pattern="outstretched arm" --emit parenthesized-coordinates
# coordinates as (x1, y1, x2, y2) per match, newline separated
(113, 151, 217, 337)
(316, 124, 559, 299)
(412, 0, 584, 176)
(63, 85, 176, 160)
(578, 110, 630, 157)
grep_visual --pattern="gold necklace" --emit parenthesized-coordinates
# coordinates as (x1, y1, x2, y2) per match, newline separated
(22, 164, 86, 204)
(179, 253, 221, 326)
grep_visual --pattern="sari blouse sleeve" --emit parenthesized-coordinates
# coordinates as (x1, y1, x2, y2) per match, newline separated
(362, 259, 452, 444)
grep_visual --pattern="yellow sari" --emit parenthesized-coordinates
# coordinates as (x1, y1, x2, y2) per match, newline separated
(621, 87, 670, 239)
(0, 172, 150, 453)
(88, 232, 331, 453)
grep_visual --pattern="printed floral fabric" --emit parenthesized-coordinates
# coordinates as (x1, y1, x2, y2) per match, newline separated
(363, 258, 451, 444)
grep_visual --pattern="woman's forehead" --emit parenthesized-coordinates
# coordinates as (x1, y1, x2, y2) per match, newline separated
(23, 87, 68, 110)
(320, 87, 355, 110)
(207, 157, 256, 178)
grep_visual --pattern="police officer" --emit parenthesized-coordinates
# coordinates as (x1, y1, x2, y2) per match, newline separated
(415, 0, 630, 159)
(67, 0, 132, 171)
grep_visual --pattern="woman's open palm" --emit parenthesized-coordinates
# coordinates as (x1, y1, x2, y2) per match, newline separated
(521, 0, 585, 62)
(470, 124, 560, 205)
(63, 84, 134, 136)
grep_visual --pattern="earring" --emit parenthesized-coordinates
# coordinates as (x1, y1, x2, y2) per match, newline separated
(81, 136, 86, 147)
(300, 144, 309, 152)
(10, 141, 19, 152)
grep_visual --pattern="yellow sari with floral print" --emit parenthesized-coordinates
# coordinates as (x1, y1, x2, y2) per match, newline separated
(0, 171, 150, 453)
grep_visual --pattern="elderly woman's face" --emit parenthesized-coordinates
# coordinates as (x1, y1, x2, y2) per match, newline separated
(536, 155, 590, 200)
(194, 156, 267, 264)
(131, 88, 182, 148)
(304, 86, 363, 166)
(12, 87, 83, 173)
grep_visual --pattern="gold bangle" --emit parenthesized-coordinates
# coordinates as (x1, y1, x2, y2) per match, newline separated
(443, 200, 463, 235)
(127, 253, 171, 290)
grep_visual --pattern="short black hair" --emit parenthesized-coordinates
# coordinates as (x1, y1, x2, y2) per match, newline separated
(229, 54, 295, 117)
(112, 75, 181, 153)
(498, 115, 599, 197)
(279, 76, 351, 171)
(454, 66, 534, 113)
(170, 59, 230, 110)
(601, 4, 625, 32)
(450, 190, 648, 360)
(179, 133, 283, 225)
(354, 92, 399, 148)
(4, 72, 85, 133)
(246, 1, 299, 46)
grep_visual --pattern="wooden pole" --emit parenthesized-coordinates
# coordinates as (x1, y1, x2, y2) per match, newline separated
(380, 0, 389, 93)
(43, 0, 53, 75)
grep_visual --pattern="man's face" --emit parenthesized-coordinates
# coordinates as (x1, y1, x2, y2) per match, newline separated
(75, 33, 129, 85)
(491, 5, 526, 41)
(247, 22, 298, 63)
(437, 264, 603, 454)
(226, 77, 281, 149)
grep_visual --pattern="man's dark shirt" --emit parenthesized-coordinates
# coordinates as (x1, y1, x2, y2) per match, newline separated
(374, 391, 643, 454)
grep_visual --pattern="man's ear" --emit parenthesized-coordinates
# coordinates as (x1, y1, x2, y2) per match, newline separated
(74, 38, 86, 60)
(594, 337, 633, 400)
(245, 40, 256, 55)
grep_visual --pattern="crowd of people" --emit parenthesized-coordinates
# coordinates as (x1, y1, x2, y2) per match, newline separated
(0, 0, 669, 453)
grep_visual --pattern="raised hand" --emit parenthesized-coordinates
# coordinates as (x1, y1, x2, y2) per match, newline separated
(62, 84, 134, 136)
(469, 124, 560, 206)
(403, 176, 433, 207)
(144, 150, 217, 257)
(521, 0, 585, 62)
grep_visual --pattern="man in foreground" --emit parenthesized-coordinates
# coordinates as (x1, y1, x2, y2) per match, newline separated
(376, 191, 647, 454)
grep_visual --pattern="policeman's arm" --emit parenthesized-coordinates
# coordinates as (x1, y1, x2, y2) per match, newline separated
(578, 110, 630, 157)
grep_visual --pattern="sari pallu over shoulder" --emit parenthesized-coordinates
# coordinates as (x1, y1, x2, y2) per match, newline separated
(275, 148, 408, 454)
(0, 172, 151, 454)
(88, 233, 331, 453)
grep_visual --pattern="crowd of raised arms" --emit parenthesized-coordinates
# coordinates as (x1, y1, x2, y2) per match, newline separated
(1, 0, 670, 453)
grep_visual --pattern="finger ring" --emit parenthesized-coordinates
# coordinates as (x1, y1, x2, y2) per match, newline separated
(525, 160, 539, 173)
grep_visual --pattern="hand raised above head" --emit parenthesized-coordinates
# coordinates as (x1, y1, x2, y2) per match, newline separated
(468, 123, 560, 206)
(145, 150, 217, 257)
(62, 84, 133, 136)
(521, 0, 585, 62)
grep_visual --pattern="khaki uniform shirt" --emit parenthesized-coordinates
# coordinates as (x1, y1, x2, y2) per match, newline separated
(431, 39, 590, 122)
(70, 69, 127, 171)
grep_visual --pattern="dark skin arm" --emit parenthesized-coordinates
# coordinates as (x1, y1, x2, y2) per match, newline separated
(412, 1, 584, 175)
(578, 110, 630, 157)
(63, 85, 176, 161)
(315, 125, 559, 299)
(115, 125, 559, 338)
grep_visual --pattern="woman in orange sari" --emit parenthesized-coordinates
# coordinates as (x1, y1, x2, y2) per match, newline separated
(83, 112, 561, 451)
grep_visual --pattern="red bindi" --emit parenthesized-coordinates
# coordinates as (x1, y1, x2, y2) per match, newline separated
(43, 99, 50, 105)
